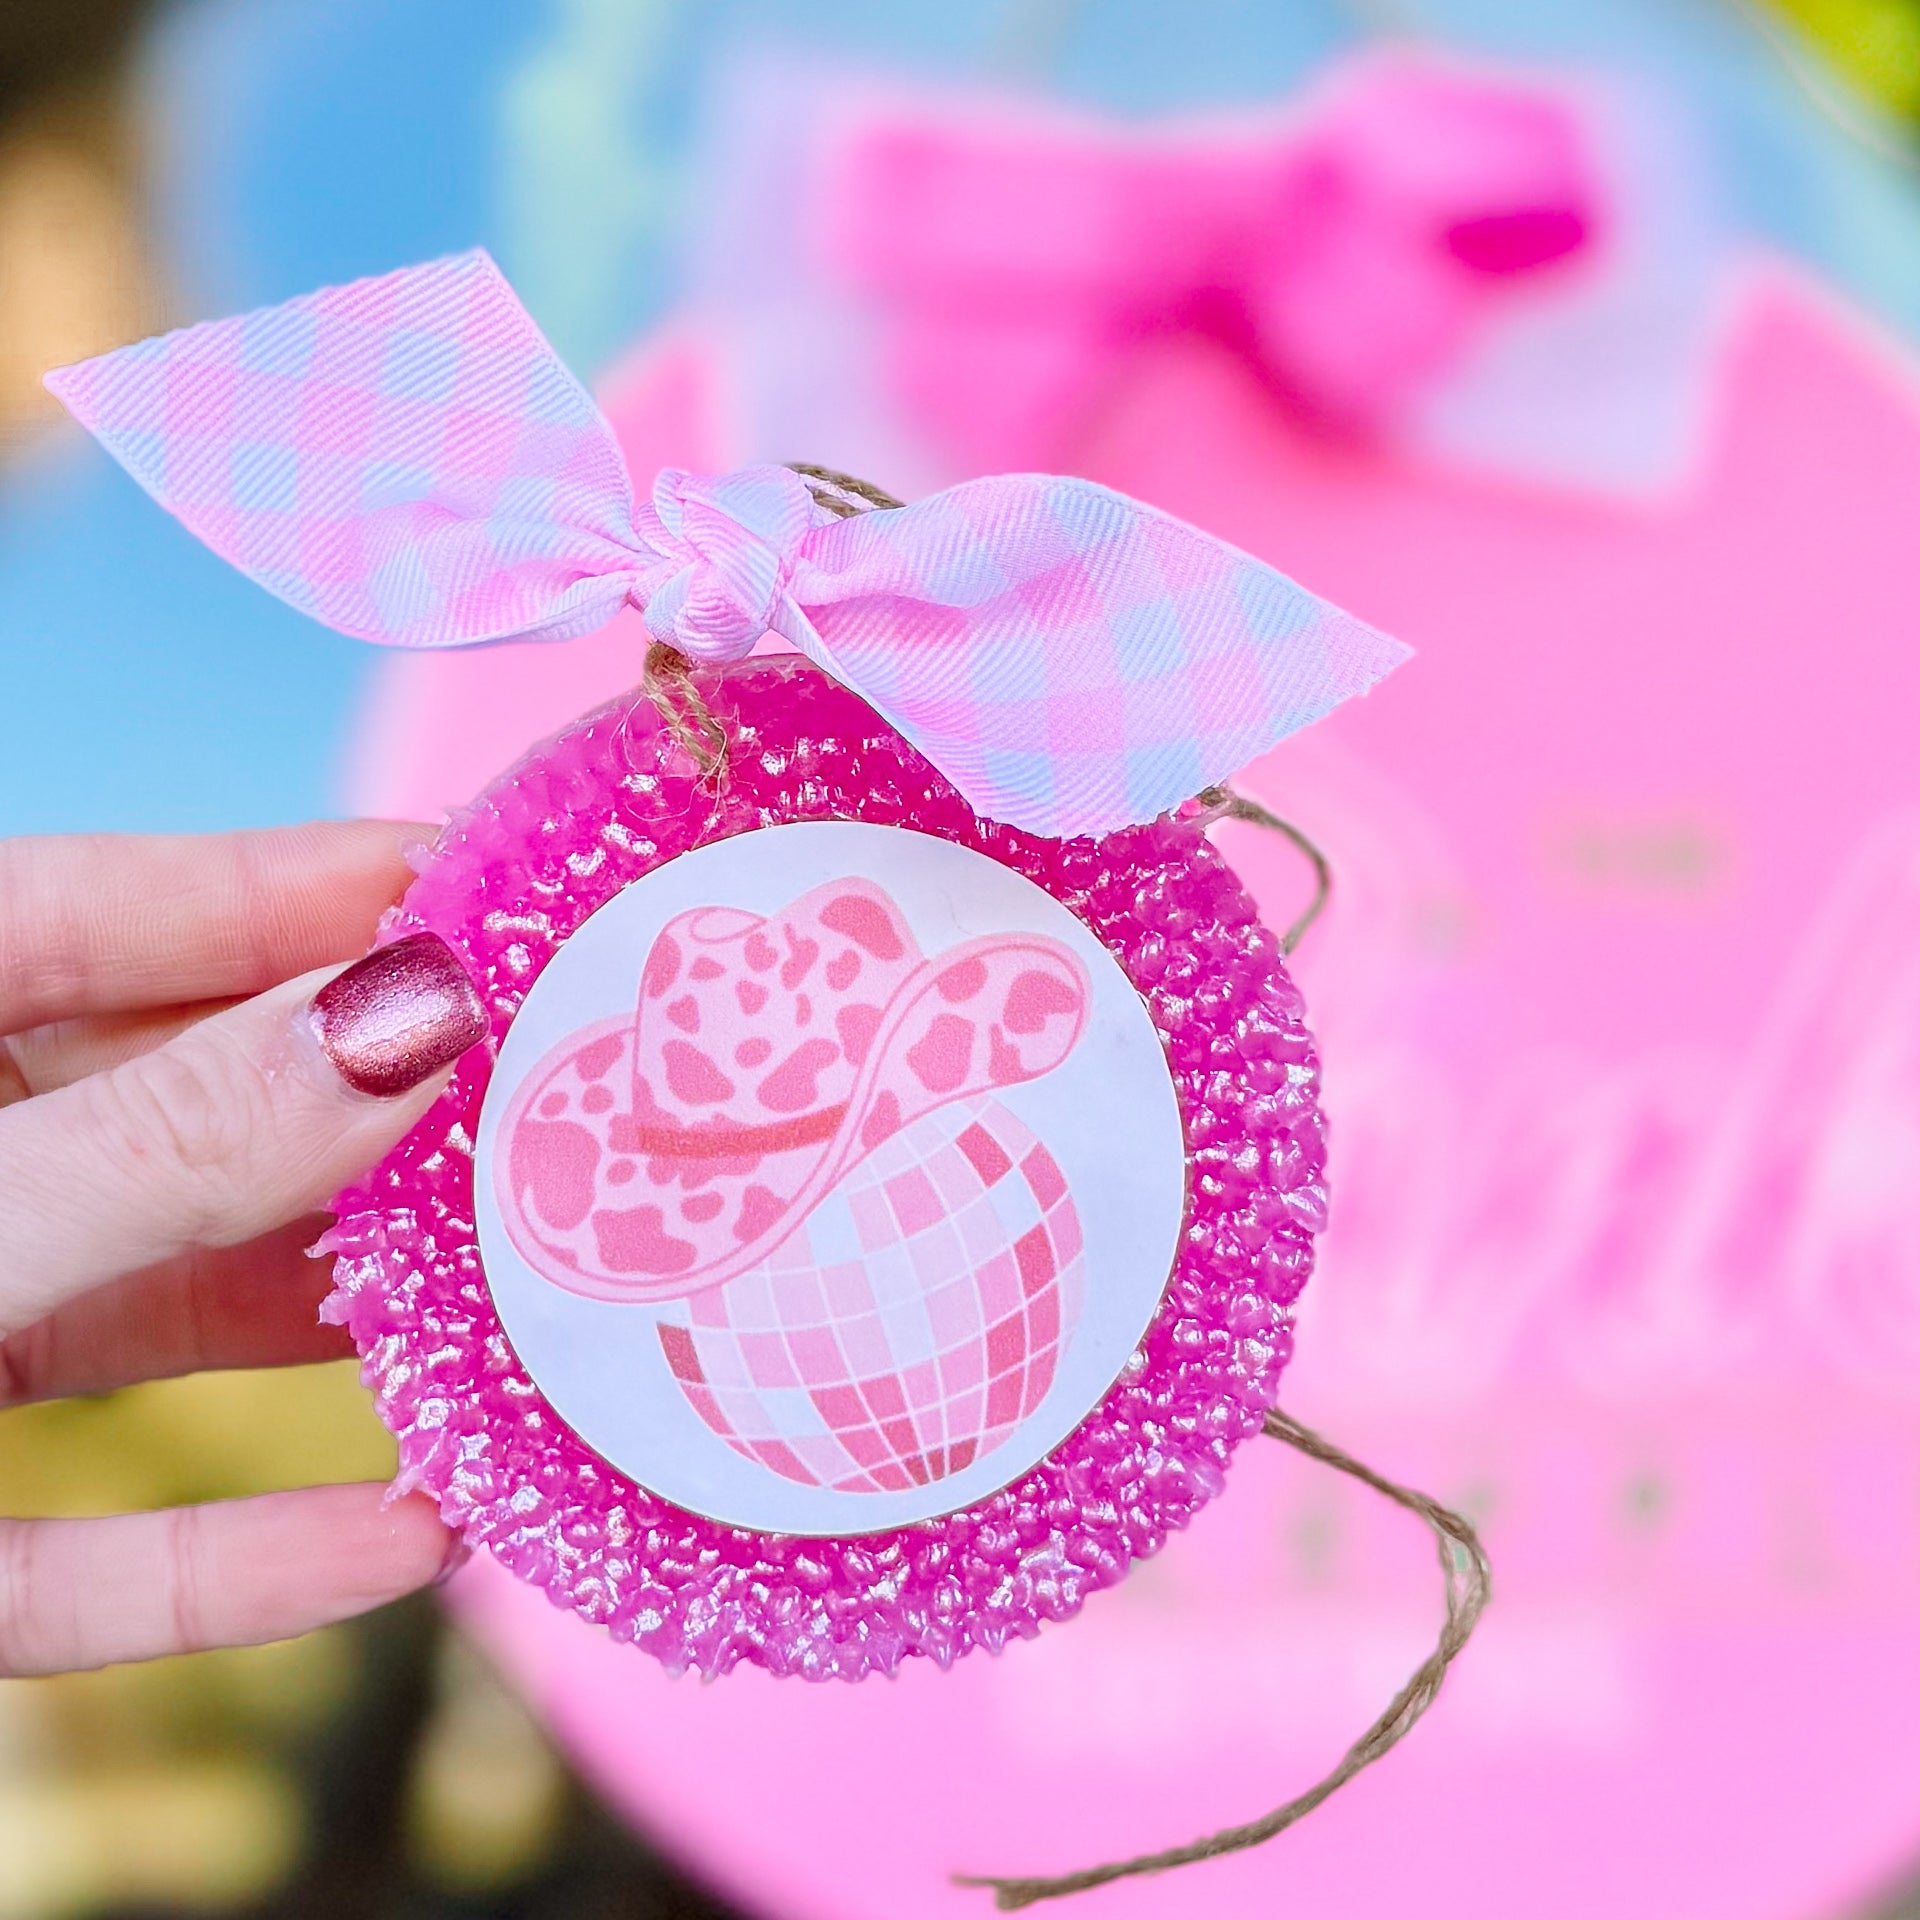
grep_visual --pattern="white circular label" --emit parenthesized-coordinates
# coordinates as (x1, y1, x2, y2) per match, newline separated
(475, 822, 1184, 1536)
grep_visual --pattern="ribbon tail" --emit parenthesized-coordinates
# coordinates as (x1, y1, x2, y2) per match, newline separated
(46, 249, 647, 650)
(786, 475, 1410, 839)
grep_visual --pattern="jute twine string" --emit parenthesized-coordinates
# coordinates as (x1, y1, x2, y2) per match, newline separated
(636, 466, 906, 784)
(954, 784, 1489, 1907)
(787, 462, 906, 516)
(639, 640, 731, 785)
(956, 1410, 1493, 1909)
(1194, 783, 1331, 955)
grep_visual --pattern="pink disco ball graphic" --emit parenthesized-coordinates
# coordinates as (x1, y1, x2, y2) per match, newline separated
(658, 1099, 1084, 1492)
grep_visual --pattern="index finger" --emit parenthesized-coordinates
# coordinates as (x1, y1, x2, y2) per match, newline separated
(0, 822, 434, 1036)
(0, 1486, 457, 1675)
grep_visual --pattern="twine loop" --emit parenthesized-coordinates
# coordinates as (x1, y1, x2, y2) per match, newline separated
(956, 1409, 1492, 1908)
(1194, 785, 1331, 954)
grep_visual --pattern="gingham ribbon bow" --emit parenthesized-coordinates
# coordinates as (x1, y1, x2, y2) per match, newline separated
(47, 250, 1408, 837)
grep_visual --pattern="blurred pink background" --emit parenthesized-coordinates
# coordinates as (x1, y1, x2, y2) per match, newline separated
(11, 7, 1920, 1917)
(354, 62, 1920, 1910)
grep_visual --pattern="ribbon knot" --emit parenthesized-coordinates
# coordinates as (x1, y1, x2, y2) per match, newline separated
(45, 249, 1410, 839)
(633, 467, 816, 665)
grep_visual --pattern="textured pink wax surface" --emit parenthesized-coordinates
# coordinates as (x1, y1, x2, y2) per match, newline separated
(325, 657, 1324, 1680)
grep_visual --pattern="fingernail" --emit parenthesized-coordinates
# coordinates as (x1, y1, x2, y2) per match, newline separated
(432, 1534, 474, 1589)
(310, 932, 487, 1097)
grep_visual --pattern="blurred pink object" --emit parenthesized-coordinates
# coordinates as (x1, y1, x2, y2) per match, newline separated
(349, 47, 1920, 1920)
(689, 49, 1730, 500)
(378, 258, 1920, 1914)
(833, 56, 1596, 466)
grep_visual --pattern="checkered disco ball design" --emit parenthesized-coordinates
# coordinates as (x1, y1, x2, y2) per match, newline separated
(656, 1099, 1084, 1493)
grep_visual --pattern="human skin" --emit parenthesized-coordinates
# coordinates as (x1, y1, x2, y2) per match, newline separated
(0, 823, 484, 1674)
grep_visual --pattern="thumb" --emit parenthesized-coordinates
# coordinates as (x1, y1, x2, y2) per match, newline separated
(0, 933, 487, 1330)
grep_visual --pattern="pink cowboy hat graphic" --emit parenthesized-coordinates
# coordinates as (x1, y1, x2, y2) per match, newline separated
(498, 878, 1091, 1303)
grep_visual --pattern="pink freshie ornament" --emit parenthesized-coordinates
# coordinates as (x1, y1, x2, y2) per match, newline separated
(322, 657, 1331, 1679)
(46, 250, 1388, 1687)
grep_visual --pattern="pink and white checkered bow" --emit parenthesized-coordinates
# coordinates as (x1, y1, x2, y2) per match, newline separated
(47, 250, 1406, 837)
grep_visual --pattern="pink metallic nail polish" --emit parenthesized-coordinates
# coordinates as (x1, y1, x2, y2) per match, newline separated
(310, 933, 487, 1097)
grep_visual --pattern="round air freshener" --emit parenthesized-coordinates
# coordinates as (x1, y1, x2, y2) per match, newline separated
(320, 657, 1329, 1673)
